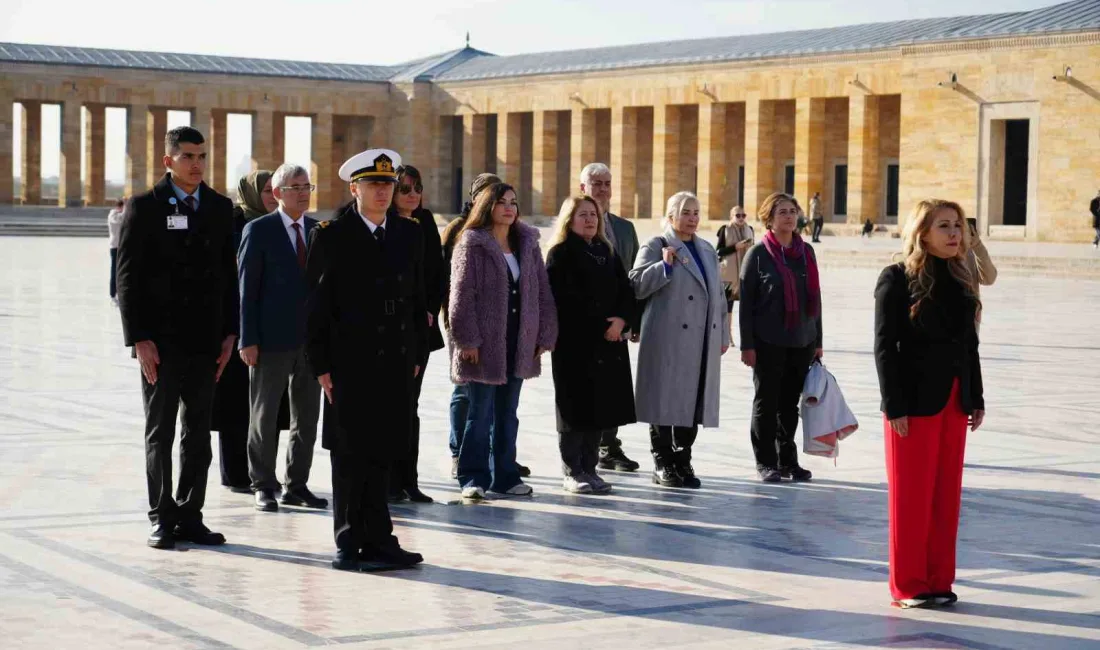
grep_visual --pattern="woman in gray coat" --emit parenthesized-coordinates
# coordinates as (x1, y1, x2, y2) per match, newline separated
(630, 191, 730, 489)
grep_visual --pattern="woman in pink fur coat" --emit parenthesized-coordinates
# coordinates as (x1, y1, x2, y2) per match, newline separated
(448, 183, 558, 501)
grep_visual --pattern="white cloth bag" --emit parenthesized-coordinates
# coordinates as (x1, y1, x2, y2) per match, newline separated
(800, 361, 858, 459)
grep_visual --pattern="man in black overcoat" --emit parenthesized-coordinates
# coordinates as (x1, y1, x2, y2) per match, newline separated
(305, 148, 428, 571)
(116, 126, 238, 549)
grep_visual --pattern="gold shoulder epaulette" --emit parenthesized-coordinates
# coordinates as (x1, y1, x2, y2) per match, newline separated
(318, 220, 331, 229)
(399, 213, 417, 222)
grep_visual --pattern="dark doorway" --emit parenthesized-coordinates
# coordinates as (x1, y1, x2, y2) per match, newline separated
(784, 165, 795, 195)
(885, 164, 900, 219)
(738, 165, 745, 207)
(833, 164, 848, 217)
(1002, 119, 1029, 226)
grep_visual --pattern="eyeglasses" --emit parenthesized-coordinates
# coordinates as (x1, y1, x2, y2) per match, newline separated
(279, 184, 315, 193)
(398, 182, 424, 195)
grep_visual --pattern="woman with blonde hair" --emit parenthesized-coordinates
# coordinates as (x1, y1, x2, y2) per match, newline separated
(630, 191, 728, 488)
(739, 192, 823, 483)
(874, 199, 985, 609)
(448, 183, 558, 500)
(546, 196, 637, 494)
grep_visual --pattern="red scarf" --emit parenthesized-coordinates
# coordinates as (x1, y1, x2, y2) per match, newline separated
(762, 230, 821, 329)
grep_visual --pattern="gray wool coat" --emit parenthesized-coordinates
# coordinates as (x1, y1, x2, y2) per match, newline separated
(630, 226, 730, 428)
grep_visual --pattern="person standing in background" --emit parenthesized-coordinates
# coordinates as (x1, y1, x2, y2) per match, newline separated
(108, 197, 125, 307)
(809, 192, 824, 243)
(716, 206, 754, 344)
(1090, 189, 1100, 249)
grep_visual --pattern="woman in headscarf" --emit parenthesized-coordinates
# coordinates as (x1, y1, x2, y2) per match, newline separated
(212, 171, 288, 493)
(715, 205, 754, 344)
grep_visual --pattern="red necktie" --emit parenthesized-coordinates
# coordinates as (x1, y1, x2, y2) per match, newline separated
(292, 222, 306, 269)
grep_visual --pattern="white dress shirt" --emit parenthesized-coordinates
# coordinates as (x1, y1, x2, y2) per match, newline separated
(358, 209, 387, 235)
(279, 207, 307, 254)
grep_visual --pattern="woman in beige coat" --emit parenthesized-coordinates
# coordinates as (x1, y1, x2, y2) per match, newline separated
(716, 206, 755, 343)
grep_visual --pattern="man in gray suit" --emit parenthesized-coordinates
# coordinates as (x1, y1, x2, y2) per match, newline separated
(239, 163, 326, 512)
(579, 162, 641, 472)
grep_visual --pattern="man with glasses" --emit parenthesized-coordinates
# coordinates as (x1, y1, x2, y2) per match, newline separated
(238, 163, 326, 513)
(307, 149, 427, 571)
(579, 162, 642, 473)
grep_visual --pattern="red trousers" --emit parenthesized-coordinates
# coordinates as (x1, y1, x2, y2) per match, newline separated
(884, 379, 968, 601)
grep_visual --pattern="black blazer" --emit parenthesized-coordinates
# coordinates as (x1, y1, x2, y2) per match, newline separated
(389, 206, 445, 353)
(116, 173, 237, 355)
(873, 261, 984, 419)
(305, 205, 428, 452)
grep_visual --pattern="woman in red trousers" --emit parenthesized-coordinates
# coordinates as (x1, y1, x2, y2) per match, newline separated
(873, 199, 986, 609)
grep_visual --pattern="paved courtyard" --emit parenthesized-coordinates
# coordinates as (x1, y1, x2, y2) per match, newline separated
(1, 236, 1098, 650)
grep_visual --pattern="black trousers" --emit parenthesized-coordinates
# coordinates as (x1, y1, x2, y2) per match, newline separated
(142, 347, 216, 527)
(560, 430, 604, 477)
(598, 428, 622, 454)
(750, 341, 816, 470)
(332, 450, 395, 552)
(218, 427, 250, 488)
(649, 425, 698, 466)
(390, 354, 428, 492)
(811, 218, 824, 241)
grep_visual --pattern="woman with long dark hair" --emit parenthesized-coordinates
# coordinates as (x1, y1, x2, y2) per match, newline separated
(874, 199, 985, 609)
(739, 192, 823, 483)
(385, 164, 443, 503)
(448, 183, 557, 500)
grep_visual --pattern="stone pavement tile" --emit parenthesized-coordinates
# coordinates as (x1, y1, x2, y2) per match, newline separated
(1, 237, 1098, 649)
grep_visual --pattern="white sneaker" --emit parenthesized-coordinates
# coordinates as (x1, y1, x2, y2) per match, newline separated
(562, 476, 592, 494)
(585, 473, 613, 494)
(502, 482, 533, 496)
(461, 486, 485, 500)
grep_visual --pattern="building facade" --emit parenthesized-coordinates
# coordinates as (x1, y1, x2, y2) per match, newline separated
(1, 0, 1099, 240)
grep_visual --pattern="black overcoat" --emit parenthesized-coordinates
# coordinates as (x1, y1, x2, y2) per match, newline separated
(546, 233, 637, 433)
(305, 204, 428, 455)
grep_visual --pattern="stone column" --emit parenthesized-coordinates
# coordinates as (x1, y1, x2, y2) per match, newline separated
(794, 97, 826, 214)
(0, 90, 13, 204)
(252, 109, 276, 171)
(651, 104, 681, 218)
(145, 107, 167, 188)
(125, 104, 148, 197)
(461, 114, 487, 186)
(497, 112, 523, 192)
(697, 102, 727, 221)
(191, 105, 211, 141)
(531, 111, 559, 217)
(207, 109, 227, 195)
(20, 101, 42, 204)
(311, 112, 334, 212)
(59, 100, 82, 207)
(743, 98, 776, 217)
(569, 108, 596, 192)
(83, 104, 106, 205)
(429, 115, 454, 214)
(610, 106, 637, 219)
(847, 94, 880, 225)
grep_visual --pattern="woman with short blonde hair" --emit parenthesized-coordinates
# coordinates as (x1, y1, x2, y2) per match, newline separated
(629, 191, 729, 489)
(874, 198, 985, 609)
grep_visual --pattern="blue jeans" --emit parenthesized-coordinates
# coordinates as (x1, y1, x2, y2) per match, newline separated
(448, 383, 469, 458)
(457, 376, 523, 492)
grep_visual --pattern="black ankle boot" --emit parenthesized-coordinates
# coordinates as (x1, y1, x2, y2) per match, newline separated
(652, 465, 683, 487)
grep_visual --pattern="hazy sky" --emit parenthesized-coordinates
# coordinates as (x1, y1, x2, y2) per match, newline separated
(4, 0, 1059, 183)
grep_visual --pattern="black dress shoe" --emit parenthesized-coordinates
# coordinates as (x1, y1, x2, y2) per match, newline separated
(404, 487, 434, 503)
(281, 486, 328, 509)
(332, 549, 361, 572)
(517, 463, 531, 478)
(929, 591, 958, 606)
(780, 465, 813, 482)
(758, 466, 783, 483)
(174, 523, 226, 546)
(652, 465, 683, 487)
(676, 463, 702, 489)
(147, 524, 175, 550)
(598, 449, 641, 472)
(363, 543, 424, 567)
(387, 489, 409, 504)
(255, 489, 279, 512)
(223, 483, 253, 494)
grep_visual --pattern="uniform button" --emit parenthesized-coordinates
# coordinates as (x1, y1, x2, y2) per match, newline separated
(400, 324, 406, 331)
(688, 295, 694, 300)
(682, 324, 688, 330)
(378, 349, 385, 356)
(400, 346, 407, 354)
(397, 274, 403, 281)
(377, 325, 385, 333)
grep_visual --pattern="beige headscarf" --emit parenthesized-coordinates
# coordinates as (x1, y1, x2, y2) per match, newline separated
(236, 170, 273, 221)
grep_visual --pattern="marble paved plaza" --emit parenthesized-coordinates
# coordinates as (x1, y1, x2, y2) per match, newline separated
(1, 236, 1098, 650)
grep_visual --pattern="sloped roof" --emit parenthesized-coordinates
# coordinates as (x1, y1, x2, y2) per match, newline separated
(1, 1, 1097, 83)
(434, 0, 1100, 81)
